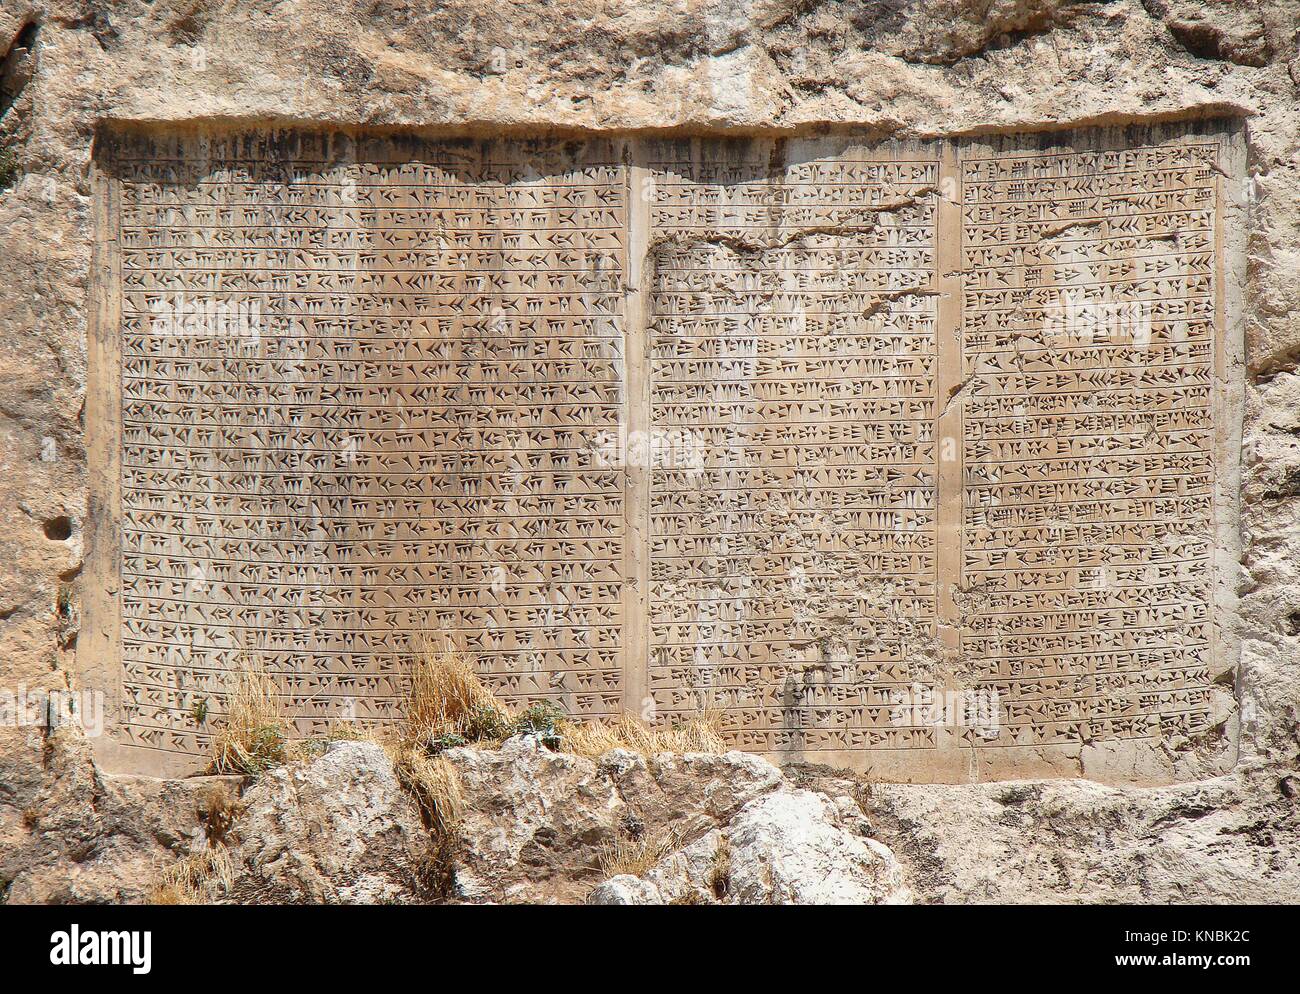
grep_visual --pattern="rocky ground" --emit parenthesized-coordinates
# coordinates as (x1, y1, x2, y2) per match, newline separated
(4, 723, 1297, 904)
(0, 726, 908, 904)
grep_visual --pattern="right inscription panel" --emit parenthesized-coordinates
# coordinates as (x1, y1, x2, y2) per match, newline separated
(955, 132, 1236, 778)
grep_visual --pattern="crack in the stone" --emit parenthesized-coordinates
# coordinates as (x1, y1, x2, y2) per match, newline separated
(862, 285, 939, 322)
(647, 185, 937, 257)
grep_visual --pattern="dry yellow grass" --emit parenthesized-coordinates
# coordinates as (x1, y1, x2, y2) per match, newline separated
(403, 635, 513, 749)
(598, 824, 683, 878)
(388, 742, 465, 898)
(196, 781, 244, 845)
(387, 636, 514, 899)
(208, 663, 289, 775)
(558, 711, 727, 759)
(204, 640, 725, 780)
(149, 847, 235, 905)
(389, 745, 464, 836)
(402, 634, 725, 759)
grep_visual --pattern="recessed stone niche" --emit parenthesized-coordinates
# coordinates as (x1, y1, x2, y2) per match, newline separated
(81, 123, 1246, 781)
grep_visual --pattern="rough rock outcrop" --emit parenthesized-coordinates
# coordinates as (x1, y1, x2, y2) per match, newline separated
(226, 741, 427, 905)
(588, 789, 913, 905)
(7, 729, 1300, 904)
(867, 766, 1300, 904)
(446, 737, 784, 903)
(0, 726, 227, 904)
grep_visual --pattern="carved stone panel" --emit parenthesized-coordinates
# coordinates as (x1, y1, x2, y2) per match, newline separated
(85, 124, 1242, 780)
(641, 139, 943, 770)
(955, 135, 1236, 778)
(87, 133, 631, 769)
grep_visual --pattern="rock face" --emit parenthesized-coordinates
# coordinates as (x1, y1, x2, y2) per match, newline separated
(1, 731, 912, 905)
(589, 789, 913, 905)
(5, 729, 1298, 904)
(3, 0, 1300, 904)
(221, 739, 912, 905)
(866, 768, 1300, 904)
(445, 738, 784, 903)
(1, 727, 232, 904)
(226, 742, 427, 905)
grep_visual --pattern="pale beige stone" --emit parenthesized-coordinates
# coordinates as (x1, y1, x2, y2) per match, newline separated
(81, 125, 1243, 786)
(227, 740, 427, 905)
(445, 737, 785, 903)
(587, 788, 914, 905)
(1, 0, 1299, 903)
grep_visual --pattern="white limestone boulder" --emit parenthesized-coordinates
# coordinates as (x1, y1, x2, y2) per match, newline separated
(587, 788, 913, 905)
(229, 741, 426, 904)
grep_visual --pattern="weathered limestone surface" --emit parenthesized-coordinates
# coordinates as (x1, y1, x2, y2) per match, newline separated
(226, 741, 428, 905)
(869, 770, 1300, 903)
(588, 789, 914, 905)
(2, 0, 1299, 902)
(83, 124, 1244, 784)
(0, 726, 233, 903)
(3, 725, 1298, 903)
(447, 737, 784, 903)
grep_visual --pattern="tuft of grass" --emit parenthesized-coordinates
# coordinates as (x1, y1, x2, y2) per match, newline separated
(390, 747, 463, 837)
(148, 848, 234, 905)
(598, 824, 683, 878)
(402, 634, 725, 759)
(403, 636, 513, 749)
(389, 743, 464, 899)
(208, 664, 289, 775)
(413, 822, 462, 899)
(196, 782, 244, 846)
(557, 711, 727, 759)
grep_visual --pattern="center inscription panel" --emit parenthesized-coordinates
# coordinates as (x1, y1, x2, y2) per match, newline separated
(87, 126, 1240, 780)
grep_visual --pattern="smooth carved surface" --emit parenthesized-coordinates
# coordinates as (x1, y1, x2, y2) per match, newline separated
(958, 142, 1223, 753)
(88, 127, 1238, 780)
(645, 142, 941, 756)
(101, 134, 629, 762)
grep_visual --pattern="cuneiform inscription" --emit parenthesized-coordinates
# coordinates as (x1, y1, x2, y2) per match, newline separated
(644, 140, 942, 755)
(90, 127, 1235, 779)
(957, 140, 1222, 750)
(109, 133, 628, 757)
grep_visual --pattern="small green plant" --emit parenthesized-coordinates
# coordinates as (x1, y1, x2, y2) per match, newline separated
(427, 732, 467, 754)
(191, 697, 209, 726)
(237, 725, 287, 773)
(513, 701, 565, 749)
(463, 701, 512, 741)
(0, 144, 17, 190)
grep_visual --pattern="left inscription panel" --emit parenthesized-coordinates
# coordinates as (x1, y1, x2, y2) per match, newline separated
(89, 132, 629, 772)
